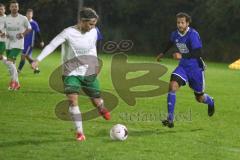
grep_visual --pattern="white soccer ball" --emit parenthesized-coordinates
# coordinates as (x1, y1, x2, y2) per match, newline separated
(110, 124, 128, 141)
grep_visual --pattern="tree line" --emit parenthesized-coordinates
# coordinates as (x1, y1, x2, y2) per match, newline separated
(1, 0, 240, 62)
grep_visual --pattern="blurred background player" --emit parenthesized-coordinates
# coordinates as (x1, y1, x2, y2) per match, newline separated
(156, 12, 215, 128)
(18, 8, 44, 74)
(32, 8, 110, 141)
(0, 3, 7, 64)
(4, 0, 31, 90)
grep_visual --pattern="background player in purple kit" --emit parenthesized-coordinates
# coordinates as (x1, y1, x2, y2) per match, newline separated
(18, 9, 44, 74)
(156, 12, 215, 128)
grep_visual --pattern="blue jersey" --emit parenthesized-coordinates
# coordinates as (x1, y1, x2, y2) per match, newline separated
(96, 27, 103, 41)
(24, 19, 40, 47)
(170, 27, 202, 68)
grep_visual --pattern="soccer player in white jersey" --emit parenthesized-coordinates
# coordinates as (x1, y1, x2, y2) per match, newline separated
(0, 3, 7, 63)
(4, 0, 31, 90)
(32, 8, 111, 141)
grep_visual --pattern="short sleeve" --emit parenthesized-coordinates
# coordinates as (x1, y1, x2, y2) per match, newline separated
(190, 31, 202, 50)
(24, 16, 31, 30)
(33, 21, 40, 32)
(95, 27, 103, 41)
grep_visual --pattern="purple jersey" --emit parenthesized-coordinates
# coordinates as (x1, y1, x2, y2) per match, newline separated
(170, 27, 202, 68)
(24, 19, 40, 47)
(96, 27, 103, 41)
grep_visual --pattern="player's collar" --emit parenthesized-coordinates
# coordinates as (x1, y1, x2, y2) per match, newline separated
(73, 25, 89, 34)
(178, 27, 190, 37)
(10, 13, 19, 17)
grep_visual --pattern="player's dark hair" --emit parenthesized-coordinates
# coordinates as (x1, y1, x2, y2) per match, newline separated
(79, 7, 98, 21)
(0, 3, 5, 8)
(176, 12, 192, 23)
(9, 0, 18, 4)
(27, 8, 33, 13)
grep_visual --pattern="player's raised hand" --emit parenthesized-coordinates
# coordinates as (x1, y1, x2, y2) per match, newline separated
(156, 53, 164, 62)
(173, 52, 182, 60)
(31, 60, 39, 70)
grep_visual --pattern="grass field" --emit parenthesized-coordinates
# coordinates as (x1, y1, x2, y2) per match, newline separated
(0, 50, 239, 160)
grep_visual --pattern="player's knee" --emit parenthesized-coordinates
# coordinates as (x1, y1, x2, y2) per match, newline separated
(21, 55, 26, 60)
(195, 95, 204, 103)
(169, 81, 179, 92)
(67, 94, 78, 106)
(7, 58, 14, 62)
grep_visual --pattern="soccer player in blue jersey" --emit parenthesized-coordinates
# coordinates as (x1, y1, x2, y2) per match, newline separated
(18, 9, 44, 74)
(156, 12, 215, 128)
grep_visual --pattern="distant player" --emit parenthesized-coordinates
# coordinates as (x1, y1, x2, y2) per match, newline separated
(4, 0, 31, 90)
(18, 8, 44, 74)
(156, 12, 215, 128)
(0, 3, 7, 63)
(32, 8, 110, 141)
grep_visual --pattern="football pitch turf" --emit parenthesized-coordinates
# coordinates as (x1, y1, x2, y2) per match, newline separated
(0, 51, 239, 160)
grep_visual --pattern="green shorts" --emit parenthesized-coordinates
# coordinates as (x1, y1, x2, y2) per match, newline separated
(6, 48, 22, 60)
(63, 75, 101, 98)
(0, 42, 6, 54)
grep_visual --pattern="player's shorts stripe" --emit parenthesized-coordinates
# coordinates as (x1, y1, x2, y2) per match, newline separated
(26, 46, 31, 55)
(202, 71, 205, 92)
(171, 73, 187, 83)
(31, 31, 35, 47)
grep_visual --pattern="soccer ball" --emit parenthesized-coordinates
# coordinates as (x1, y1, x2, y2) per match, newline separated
(110, 124, 128, 141)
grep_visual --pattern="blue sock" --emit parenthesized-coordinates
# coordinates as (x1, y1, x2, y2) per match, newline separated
(203, 94, 214, 106)
(167, 91, 176, 122)
(18, 59, 25, 71)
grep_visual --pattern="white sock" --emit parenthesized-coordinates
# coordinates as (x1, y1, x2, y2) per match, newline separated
(4, 61, 19, 82)
(69, 106, 83, 133)
(97, 99, 104, 109)
(3, 60, 13, 80)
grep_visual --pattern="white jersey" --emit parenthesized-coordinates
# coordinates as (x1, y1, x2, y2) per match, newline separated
(5, 14, 31, 49)
(37, 26, 100, 76)
(0, 14, 6, 42)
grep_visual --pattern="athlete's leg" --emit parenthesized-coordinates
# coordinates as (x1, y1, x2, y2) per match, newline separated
(162, 66, 187, 128)
(0, 42, 7, 63)
(18, 46, 31, 72)
(63, 76, 85, 141)
(189, 68, 215, 116)
(67, 93, 86, 141)
(81, 75, 111, 120)
(26, 48, 40, 74)
(6, 49, 21, 90)
(18, 54, 26, 72)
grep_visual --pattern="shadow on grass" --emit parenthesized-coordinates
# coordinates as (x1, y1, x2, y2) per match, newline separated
(129, 128, 204, 137)
(89, 128, 204, 140)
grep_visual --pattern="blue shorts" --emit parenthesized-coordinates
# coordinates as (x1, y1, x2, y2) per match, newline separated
(172, 65, 205, 93)
(22, 44, 33, 56)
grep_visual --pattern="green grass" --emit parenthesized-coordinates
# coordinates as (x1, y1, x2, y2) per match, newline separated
(0, 50, 240, 160)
